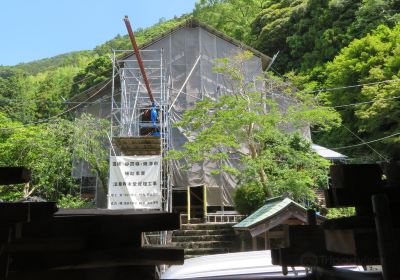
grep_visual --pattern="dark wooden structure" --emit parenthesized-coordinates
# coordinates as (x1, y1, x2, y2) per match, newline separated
(0, 167, 183, 280)
(271, 162, 400, 280)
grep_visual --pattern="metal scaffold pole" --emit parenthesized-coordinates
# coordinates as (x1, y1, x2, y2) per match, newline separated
(107, 16, 173, 251)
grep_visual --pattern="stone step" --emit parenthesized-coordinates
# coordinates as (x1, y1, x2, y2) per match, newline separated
(172, 234, 235, 242)
(144, 234, 162, 245)
(172, 241, 234, 249)
(173, 229, 234, 236)
(181, 223, 235, 230)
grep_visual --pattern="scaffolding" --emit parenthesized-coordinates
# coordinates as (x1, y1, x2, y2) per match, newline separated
(110, 48, 172, 214)
(71, 19, 269, 211)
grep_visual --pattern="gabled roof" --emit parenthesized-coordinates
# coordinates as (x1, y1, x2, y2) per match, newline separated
(233, 196, 325, 233)
(68, 18, 271, 105)
(119, 18, 271, 66)
(311, 144, 347, 161)
(233, 197, 303, 230)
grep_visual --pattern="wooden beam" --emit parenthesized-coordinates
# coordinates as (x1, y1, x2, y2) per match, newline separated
(8, 265, 156, 280)
(203, 185, 207, 221)
(307, 209, 316, 225)
(22, 211, 180, 238)
(325, 187, 400, 208)
(0, 167, 30, 185)
(0, 202, 57, 225)
(5, 238, 86, 253)
(187, 186, 191, 224)
(9, 247, 184, 271)
(252, 236, 257, 250)
(330, 164, 383, 190)
(372, 194, 400, 279)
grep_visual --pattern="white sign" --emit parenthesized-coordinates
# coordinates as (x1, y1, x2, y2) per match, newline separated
(107, 156, 162, 210)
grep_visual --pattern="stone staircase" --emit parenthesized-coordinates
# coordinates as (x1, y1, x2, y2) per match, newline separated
(172, 223, 239, 259)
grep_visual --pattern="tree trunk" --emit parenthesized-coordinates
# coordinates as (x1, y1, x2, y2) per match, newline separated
(247, 123, 272, 197)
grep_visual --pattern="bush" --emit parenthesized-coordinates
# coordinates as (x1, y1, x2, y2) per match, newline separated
(326, 207, 355, 219)
(57, 194, 94, 209)
(233, 183, 266, 215)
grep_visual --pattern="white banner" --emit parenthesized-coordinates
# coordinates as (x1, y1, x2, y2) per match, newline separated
(107, 156, 162, 210)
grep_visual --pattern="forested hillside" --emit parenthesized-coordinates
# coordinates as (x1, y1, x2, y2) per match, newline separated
(0, 0, 399, 204)
(194, 0, 400, 160)
(0, 15, 190, 203)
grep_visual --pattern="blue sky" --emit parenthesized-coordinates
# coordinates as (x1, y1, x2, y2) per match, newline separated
(0, 0, 198, 66)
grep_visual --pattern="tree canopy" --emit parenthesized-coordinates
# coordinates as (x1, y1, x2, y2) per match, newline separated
(169, 52, 340, 214)
(314, 24, 400, 160)
(0, 113, 108, 205)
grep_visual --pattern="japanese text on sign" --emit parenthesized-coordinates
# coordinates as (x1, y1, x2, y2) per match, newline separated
(107, 156, 161, 210)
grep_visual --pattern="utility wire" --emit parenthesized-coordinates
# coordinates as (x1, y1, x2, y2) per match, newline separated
(330, 95, 400, 108)
(268, 67, 400, 108)
(68, 69, 112, 87)
(0, 87, 121, 105)
(0, 76, 116, 131)
(306, 78, 400, 95)
(0, 68, 113, 105)
(332, 131, 400, 150)
(0, 98, 113, 105)
(1, 73, 399, 108)
(339, 125, 388, 162)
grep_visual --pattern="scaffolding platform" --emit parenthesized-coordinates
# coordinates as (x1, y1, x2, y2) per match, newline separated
(109, 48, 172, 215)
(113, 136, 161, 156)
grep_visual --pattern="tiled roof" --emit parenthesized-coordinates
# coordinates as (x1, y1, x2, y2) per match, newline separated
(233, 196, 306, 229)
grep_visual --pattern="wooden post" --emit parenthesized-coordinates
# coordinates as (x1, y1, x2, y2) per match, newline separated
(264, 232, 267, 250)
(264, 231, 270, 250)
(307, 209, 316, 225)
(187, 186, 191, 224)
(372, 194, 400, 280)
(203, 185, 207, 222)
(252, 236, 257, 251)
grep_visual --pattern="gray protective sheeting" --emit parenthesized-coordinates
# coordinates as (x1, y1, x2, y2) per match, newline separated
(123, 26, 265, 206)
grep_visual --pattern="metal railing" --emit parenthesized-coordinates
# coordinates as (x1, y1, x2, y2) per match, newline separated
(206, 212, 245, 223)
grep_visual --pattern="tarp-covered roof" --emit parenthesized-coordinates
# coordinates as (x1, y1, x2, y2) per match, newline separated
(69, 17, 271, 105)
(311, 144, 347, 160)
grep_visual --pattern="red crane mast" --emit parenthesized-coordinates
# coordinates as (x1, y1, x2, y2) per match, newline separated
(123, 16, 155, 104)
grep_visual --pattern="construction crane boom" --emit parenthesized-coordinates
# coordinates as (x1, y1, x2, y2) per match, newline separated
(123, 15, 155, 104)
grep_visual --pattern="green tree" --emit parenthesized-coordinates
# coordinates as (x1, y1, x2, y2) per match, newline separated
(252, 0, 361, 72)
(193, 0, 266, 44)
(169, 52, 340, 214)
(71, 114, 110, 192)
(33, 66, 78, 119)
(348, 0, 400, 38)
(0, 113, 109, 202)
(57, 194, 94, 208)
(316, 24, 400, 159)
(70, 56, 112, 97)
(0, 68, 37, 123)
(251, 0, 399, 73)
(11, 50, 92, 75)
(0, 115, 76, 201)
